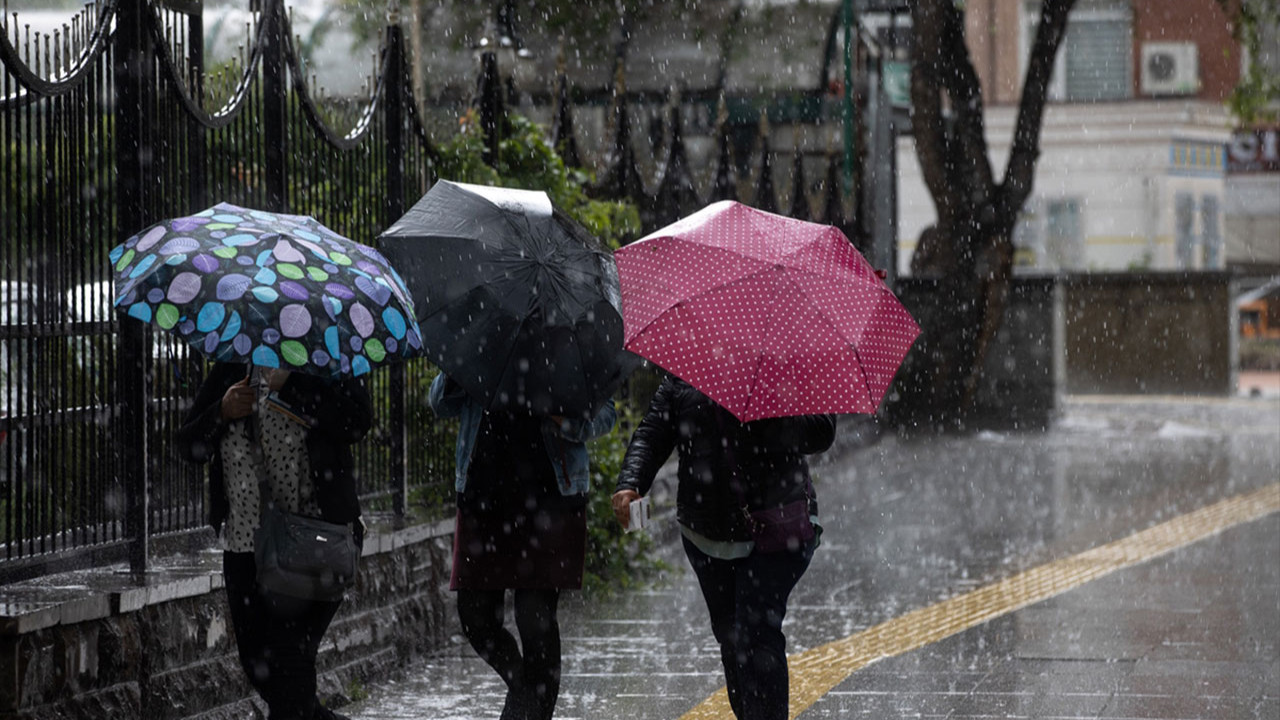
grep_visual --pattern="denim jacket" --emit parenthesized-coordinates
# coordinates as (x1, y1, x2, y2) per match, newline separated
(428, 373, 617, 497)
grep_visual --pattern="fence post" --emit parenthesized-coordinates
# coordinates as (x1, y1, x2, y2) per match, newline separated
(710, 95, 737, 202)
(753, 113, 778, 213)
(384, 20, 409, 522)
(114, 0, 154, 576)
(261, 0, 287, 212)
(550, 51, 581, 169)
(188, 5, 207, 210)
(477, 50, 502, 167)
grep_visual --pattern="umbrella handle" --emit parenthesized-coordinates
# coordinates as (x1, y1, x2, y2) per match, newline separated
(249, 364, 272, 417)
(245, 363, 277, 513)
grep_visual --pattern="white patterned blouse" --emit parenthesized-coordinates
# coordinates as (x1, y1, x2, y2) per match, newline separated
(218, 403, 321, 553)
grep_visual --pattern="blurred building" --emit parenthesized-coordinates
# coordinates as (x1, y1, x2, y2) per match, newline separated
(19, 0, 1266, 275)
(896, 0, 1279, 276)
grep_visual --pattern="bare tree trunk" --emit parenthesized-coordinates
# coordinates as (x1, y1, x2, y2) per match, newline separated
(888, 0, 1074, 431)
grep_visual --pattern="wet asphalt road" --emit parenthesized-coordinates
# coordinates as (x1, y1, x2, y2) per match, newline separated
(345, 396, 1280, 719)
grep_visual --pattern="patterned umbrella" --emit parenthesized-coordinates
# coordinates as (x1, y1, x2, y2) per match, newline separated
(614, 200, 921, 421)
(109, 203, 423, 377)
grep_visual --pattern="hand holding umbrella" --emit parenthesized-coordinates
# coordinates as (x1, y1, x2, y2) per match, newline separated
(219, 377, 257, 420)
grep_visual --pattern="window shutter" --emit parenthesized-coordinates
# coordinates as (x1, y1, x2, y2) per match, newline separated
(1064, 18, 1132, 101)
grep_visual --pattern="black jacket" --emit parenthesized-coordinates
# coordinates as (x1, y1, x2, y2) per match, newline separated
(177, 363, 373, 537)
(616, 376, 836, 542)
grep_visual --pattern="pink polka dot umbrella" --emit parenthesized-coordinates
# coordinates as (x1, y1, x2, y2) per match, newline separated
(614, 200, 921, 421)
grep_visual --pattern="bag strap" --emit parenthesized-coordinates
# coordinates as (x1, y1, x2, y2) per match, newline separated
(247, 366, 276, 523)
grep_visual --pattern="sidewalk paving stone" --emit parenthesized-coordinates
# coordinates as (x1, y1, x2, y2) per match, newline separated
(345, 396, 1280, 719)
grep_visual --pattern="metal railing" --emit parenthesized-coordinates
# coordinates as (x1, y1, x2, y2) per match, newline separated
(1, 0, 451, 583)
(2, 0, 883, 584)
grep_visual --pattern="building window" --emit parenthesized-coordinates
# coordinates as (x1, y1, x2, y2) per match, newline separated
(1201, 195, 1222, 269)
(1023, 0, 1132, 103)
(1012, 205, 1042, 269)
(1047, 198, 1083, 270)
(1175, 192, 1196, 269)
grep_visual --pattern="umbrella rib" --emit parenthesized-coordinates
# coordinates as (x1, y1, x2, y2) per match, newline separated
(737, 267, 794, 420)
(486, 309, 539, 411)
(847, 342, 878, 410)
(786, 276, 881, 409)
(741, 270, 880, 418)
(625, 256, 775, 342)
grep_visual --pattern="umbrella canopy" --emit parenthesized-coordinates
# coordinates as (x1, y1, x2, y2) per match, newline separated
(378, 180, 638, 417)
(109, 203, 423, 378)
(614, 200, 920, 421)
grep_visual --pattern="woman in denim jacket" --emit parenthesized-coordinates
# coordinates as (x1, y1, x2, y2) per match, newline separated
(429, 372, 616, 720)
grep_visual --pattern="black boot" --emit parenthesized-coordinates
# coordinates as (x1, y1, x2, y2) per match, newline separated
(499, 682, 538, 720)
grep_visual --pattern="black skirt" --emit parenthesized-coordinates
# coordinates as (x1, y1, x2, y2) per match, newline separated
(450, 409, 587, 591)
(450, 503, 587, 590)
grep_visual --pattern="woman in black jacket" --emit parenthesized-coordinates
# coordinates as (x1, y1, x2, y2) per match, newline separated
(178, 362, 371, 720)
(612, 374, 835, 720)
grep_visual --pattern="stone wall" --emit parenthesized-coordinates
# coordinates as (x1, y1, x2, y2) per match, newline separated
(0, 519, 456, 720)
(970, 276, 1061, 430)
(894, 276, 1062, 431)
(1062, 272, 1236, 395)
(891, 272, 1236, 429)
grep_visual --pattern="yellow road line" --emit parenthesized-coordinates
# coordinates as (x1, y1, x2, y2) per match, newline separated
(679, 482, 1280, 720)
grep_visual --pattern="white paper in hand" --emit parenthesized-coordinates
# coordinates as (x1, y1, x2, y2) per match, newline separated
(625, 496, 651, 533)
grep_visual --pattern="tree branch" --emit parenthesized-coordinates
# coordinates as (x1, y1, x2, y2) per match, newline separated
(1000, 0, 1075, 215)
(909, 1, 959, 229)
(937, 3, 996, 197)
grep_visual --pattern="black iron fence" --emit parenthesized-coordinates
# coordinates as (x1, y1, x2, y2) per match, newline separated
(2, 0, 880, 584)
(0, 0, 452, 583)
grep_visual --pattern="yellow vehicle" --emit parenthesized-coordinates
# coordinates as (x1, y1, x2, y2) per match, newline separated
(1239, 279, 1280, 340)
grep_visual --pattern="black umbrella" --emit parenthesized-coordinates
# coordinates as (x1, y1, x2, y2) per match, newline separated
(379, 180, 639, 418)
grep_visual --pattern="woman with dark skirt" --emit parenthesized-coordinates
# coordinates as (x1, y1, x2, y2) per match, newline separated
(178, 362, 371, 720)
(429, 372, 616, 720)
(612, 374, 835, 720)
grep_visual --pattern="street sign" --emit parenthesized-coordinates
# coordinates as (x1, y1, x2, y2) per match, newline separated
(883, 60, 911, 108)
(1227, 127, 1280, 174)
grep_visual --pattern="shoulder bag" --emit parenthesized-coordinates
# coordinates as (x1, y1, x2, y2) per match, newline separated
(249, 403, 359, 602)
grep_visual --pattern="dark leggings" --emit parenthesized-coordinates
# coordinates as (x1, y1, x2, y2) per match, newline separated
(683, 536, 814, 720)
(456, 588, 562, 720)
(223, 552, 342, 720)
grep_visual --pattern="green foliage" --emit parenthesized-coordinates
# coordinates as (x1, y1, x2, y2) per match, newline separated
(1239, 338, 1280, 371)
(341, 678, 370, 704)
(433, 110, 642, 249)
(1, 122, 116, 282)
(1218, 0, 1280, 123)
(583, 401, 670, 595)
(329, 1, 721, 67)
(1125, 250, 1154, 272)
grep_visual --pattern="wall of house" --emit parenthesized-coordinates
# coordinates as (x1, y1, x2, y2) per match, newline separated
(1133, 0, 1241, 102)
(895, 101, 1233, 274)
(965, 0, 1024, 106)
(902, 0, 1249, 277)
(1062, 272, 1236, 395)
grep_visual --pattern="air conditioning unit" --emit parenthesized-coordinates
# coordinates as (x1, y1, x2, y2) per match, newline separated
(1141, 42, 1199, 96)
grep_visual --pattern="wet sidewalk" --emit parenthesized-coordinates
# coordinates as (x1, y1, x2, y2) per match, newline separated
(345, 395, 1280, 719)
